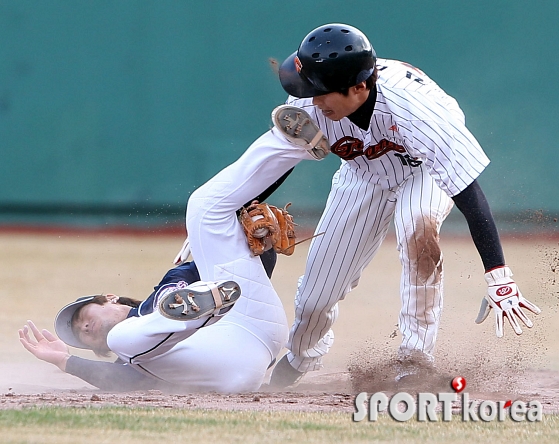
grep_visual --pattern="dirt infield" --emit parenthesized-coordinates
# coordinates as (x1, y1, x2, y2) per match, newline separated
(1, 230, 558, 413)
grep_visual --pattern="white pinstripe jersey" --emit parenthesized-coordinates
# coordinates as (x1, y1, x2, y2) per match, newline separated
(286, 58, 490, 197)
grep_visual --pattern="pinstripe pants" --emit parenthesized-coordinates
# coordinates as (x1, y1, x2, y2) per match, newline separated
(286, 163, 454, 372)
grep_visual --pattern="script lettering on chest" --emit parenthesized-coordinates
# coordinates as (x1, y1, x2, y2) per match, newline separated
(364, 139, 406, 159)
(331, 136, 365, 160)
(331, 136, 422, 167)
(331, 137, 407, 161)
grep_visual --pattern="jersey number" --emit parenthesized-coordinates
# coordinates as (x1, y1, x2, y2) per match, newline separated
(394, 153, 422, 167)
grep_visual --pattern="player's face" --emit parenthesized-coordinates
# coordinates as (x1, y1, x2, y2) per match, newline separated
(72, 300, 129, 353)
(312, 82, 369, 121)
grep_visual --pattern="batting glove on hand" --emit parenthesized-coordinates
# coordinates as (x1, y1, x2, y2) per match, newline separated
(475, 266, 541, 337)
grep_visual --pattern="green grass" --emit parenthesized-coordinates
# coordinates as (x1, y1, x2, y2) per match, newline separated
(0, 407, 558, 443)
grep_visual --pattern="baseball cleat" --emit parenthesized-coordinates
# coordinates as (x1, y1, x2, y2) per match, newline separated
(395, 369, 453, 393)
(268, 354, 305, 389)
(394, 350, 452, 392)
(271, 105, 330, 160)
(158, 280, 241, 321)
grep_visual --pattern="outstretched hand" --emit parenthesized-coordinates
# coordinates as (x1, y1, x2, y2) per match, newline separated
(475, 266, 541, 337)
(19, 320, 71, 371)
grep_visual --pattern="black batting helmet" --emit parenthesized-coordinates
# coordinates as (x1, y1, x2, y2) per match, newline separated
(279, 23, 376, 98)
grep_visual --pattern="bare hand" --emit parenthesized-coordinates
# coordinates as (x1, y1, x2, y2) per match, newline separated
(19, 320, 71, 371)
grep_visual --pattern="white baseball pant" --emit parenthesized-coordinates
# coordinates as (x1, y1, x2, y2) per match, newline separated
(286, 164, 454, 372)
(108, 130, 311, 392)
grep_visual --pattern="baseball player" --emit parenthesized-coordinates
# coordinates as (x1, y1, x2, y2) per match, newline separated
(19, 173, 297, 393)
(266, 23, 541, 387)
(19, 250, 277, 391)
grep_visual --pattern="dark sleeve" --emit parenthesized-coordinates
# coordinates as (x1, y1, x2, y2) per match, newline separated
(259, 248, 277, 279)
(65, 356, 159, 391)
(241, 167, 295, 209)
(451, 179, 505, 271)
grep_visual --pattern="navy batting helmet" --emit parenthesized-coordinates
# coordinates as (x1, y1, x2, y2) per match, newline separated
(279, 24, 376, 98)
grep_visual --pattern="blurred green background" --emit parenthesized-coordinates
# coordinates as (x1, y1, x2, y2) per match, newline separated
(0, 0, 557, 232)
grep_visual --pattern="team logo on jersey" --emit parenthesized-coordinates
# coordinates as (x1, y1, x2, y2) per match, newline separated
(331, 137, 423, 168)
(364, 139, 406, 159)
(294, 56, 302, 73)
(331, 136, 365, 160)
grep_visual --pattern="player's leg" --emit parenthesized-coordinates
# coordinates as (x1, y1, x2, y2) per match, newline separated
(109, 129, 312, 392)
(393, 167, 453, 378)
(169, 320, 281, 392)
(186, 129, 312, 268)
(107, 301, 222, 364)
(276, 165, 398, 378)
(184, 130, 312, 359)
(108, 313, 273, 392)
(178, 130, 315, 372)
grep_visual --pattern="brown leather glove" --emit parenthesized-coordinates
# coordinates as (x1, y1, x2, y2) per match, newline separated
(268, 203, 296, 256)
(239, 201, 296, 256)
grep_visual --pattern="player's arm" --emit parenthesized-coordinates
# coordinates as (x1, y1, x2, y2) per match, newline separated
(65, 356, 159, 391)
(452, 180, 541, 337)
(451, 179, 504, 271)
(19, 320, 159, 391)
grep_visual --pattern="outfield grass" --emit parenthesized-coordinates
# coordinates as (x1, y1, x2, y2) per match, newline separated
(0, 407, 558, 444)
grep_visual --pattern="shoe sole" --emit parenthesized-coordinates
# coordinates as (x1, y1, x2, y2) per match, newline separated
(158, 280, 241, 321)
(271, 105, 330, 159)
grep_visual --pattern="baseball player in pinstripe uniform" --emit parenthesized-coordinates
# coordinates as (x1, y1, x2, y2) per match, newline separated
(267, 23, 541, 387)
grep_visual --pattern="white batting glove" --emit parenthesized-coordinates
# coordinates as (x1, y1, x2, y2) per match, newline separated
(475, 266, 541, 337)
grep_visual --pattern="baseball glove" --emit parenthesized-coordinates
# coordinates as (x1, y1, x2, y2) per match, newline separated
(239, 201, 296, 256)
(268, 203, 296, 256)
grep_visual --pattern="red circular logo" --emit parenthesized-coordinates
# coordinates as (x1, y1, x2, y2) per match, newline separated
(496, 286, 513, 297)
(451, 376, 466, 393)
